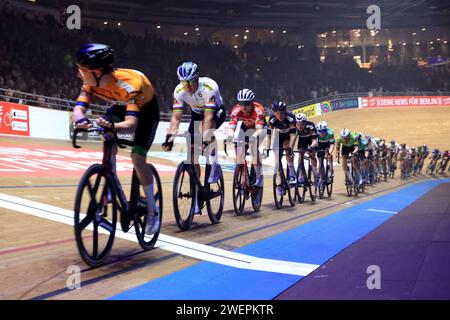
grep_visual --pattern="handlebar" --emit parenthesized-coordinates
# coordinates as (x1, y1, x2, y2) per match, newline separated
(72, 127, 133, 149)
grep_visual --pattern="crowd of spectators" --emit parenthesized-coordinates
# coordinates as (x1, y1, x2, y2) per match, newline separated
(1, 2, 449, 114)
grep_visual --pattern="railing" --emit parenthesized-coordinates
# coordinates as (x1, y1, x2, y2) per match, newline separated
(2, 87, 449, 120)
(288, 91, 450, 110)
(0, 87, 185, 121)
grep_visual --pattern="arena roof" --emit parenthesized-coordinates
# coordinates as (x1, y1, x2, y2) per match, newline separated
(27, 0, 450, 30)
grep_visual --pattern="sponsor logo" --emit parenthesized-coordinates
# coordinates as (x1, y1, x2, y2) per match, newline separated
(330, 98, 358, 111)
(320, 101, 332, 113)
(12, 121, 28, 132)
(11, 109, 28, 120)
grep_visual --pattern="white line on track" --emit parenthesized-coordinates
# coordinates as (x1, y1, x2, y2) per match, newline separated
(368, 208, 398, 214)
(0, 192, 318, 276)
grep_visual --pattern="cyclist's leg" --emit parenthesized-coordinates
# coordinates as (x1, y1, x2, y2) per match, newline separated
(130, 98, 161, 233)
(284, 137, 295, 182)
(204, 106, 226, 183)
(328, 143, 335, 176)
(341, 146, 353, 181)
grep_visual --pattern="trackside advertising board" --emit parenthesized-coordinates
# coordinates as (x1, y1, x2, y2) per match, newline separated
(360, 96, 450, 108)
(0, 102, 30, 136)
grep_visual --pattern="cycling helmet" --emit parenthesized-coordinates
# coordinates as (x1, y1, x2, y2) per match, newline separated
(237, 89, 255, 102)
(340, 128, 350, 138)
(295, 113, 307, 123)
(317, 121, 328, 131)
(401, 143, 406, 148)
(76, 43, 114, 70)
(272, 101, 287, 112)
(177, 62, 199, 81)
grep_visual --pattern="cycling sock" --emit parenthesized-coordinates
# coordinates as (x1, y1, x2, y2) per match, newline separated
(288, 162, 295, 177)
(194, 188, 200, 212)
(256, 164, 263, 178)
(142, 184, 156, 216)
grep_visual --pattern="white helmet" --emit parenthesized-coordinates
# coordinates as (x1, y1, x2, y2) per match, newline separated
(177, 62, 199, 81)
(295, 113, 307, 123)
(317, 121, 328, 131)
(340, 128, 350, 138)
(237, 88, 255, 102)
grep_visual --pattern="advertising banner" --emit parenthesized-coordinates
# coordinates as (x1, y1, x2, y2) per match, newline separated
(0, 102, 30, 136)
(330, 98, 359, 111)
(292, 103, 318, 118)
(360, 96, 450, 108)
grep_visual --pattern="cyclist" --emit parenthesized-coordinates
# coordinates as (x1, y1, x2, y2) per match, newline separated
(378, 139, 388, 175)
(372, 137, 382, 178)
(388, 140, 400, 174)
(420, 144, 430, 170)
(416, 144, 425, 172)
(265, 102, 297, 184)
(227, 89, 266, 187)
(429, 148, 441, 169)
(336, 128, 360, 184)
(294, 113, 318, 185)
(410, 147, 417, 173)
(72, 43, 160, 235)
(163, 62, 226, 214)
(355, 132, 369, 184)
(399, 143, 410, 176)
(439, 150, 449, 172)
(316, 121, 335, 180)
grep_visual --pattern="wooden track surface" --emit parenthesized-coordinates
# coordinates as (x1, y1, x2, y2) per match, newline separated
(0, 106, 448, 299)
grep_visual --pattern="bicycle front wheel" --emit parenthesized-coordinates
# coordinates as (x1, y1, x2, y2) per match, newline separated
(232, 164, 246, 215)
(250, 166, 263, 212)
(74, 164, 117, 267)
(173, 163, 195, 231)
(205, 165, 224, 224)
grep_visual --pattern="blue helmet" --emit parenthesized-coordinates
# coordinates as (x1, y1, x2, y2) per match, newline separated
(177, 62, 199, 81)
(76, 43, 114, 70)
(272, 101, 287, 112)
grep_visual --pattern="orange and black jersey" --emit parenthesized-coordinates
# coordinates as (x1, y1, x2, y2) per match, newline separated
(76, 68, 155, 117)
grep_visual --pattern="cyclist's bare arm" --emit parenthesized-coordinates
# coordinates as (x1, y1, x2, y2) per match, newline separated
(168, 111, 183, 135)
(100, 115, 138, 131)
(202, 109, 215, 142)
(289, 132, 296, 150)
(72, 105, 88, 123)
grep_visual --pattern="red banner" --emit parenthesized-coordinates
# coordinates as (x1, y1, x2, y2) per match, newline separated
(0, 102, 30, 136)
(361, 96, 450, 108)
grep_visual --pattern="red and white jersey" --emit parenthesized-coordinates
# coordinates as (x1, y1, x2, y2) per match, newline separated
(228, 102, 266, 130)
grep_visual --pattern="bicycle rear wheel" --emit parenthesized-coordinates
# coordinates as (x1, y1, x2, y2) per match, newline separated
(74, 164, 117, 267)
(133, 165, 163, 251)
(173, 162, 195, 231)
(232, 164, 246, 215)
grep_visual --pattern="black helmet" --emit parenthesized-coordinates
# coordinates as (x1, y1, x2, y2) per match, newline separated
(272, 101, 287, 112)
(76, 43, 114, 70)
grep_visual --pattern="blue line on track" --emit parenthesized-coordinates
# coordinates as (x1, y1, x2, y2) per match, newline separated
(109, 178, 450, 300)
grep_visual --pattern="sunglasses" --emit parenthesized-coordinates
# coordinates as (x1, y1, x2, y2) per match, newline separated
(240, 101, 253, 107)
(180, 79, 197, 86)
